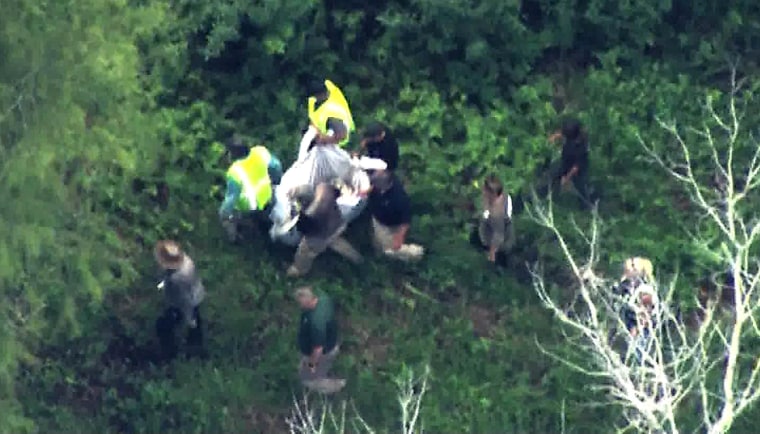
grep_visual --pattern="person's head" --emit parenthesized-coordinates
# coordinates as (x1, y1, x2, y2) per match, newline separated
(294, 286, 318, 310)
(622, 257, 653, 281)
(561, 118, 582, 141)
(370, 170, 394, 193)
(482, 174, 503, 200)
(362, 121, 386, 143)
(154, 240, 185, 271)
(307, 79, 328, 101)
(226, 135, 249, 160)
(636, 284, 656, 307)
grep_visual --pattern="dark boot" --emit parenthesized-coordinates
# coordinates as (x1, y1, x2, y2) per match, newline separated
(156, 308, 182, 361)
(185, 307, 207, 359)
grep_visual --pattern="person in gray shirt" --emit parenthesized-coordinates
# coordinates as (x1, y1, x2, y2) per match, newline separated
(475, 175, 515, 264)
(154, 240, 206, 360)
(286, 182, 363, 277)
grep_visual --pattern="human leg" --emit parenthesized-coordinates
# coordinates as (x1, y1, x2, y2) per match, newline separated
(328, 236, 363, 264)
(186, 306, 203, 348)
(371, 218, 394, 253)
(155, 307, 182, 360)
(287, 238, 323, 277)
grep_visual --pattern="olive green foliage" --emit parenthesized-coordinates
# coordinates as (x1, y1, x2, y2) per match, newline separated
(1, 0, 760, 433)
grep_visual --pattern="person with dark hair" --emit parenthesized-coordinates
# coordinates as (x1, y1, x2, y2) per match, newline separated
(360, 121, 399, 173)
(219, 136, 282, 242)
(298, 79, 355, 161)
(473, 175, 515, 263)
(286, 182, 363, 277)
(546, 117, 591, 207)
(368, 171, 424, 261)
(154, 240, 205, 360)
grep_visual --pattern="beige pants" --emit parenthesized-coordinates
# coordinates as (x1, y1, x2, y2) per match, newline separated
(290, 227, 363, 276)
(298, 346, 345, 394)
(371, 218, 424, 262)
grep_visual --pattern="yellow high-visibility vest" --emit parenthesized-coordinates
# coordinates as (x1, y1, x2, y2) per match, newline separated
(226, 146, 272, 211)
(307, 80, 355, 146)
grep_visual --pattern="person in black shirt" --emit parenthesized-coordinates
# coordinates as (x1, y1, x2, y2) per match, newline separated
(547, 118, 591, 207)
(368, 171, 424, 261)
(360, 121, 399, 173)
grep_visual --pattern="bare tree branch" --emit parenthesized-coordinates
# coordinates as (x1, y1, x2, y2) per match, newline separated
(528, 67, 760, 434)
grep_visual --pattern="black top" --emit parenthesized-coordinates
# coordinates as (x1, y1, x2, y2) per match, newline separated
(559, 137, 589, 177)
(293, 183, 343, 240)
(366, 129, 399, 171)
(369, 177, 412, 227)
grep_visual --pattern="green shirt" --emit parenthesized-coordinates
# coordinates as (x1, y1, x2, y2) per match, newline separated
(298, 293, 337, 356)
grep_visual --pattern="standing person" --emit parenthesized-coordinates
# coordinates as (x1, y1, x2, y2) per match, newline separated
(621, 283, 659, 364)
(219, 136, 283, 242)
(368, 171, 424, 261)
(286, 182, 363, 277)
(295, 286, 346, 394)
(474, 175, 515, 264)
(360, 121, 399, 174)
(154, 240, 206, 360)
(546, 117, 591, 207)
(298, 79, 355, 161)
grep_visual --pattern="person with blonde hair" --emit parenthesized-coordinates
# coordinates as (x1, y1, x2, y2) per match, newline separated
(622, 257, 654, 283)
(154, 240, 206, 360)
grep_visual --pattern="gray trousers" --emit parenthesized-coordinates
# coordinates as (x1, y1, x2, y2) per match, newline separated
(298, 346, 345, 394)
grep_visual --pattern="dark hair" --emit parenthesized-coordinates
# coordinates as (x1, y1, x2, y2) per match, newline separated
(370, 171, 394, 191)
(307, 79, 328, 98)
(561, 118, 583, 141)
(362, 121, 386, 139)
(226, 135, 249, 159)
(483, 174, 503, 196)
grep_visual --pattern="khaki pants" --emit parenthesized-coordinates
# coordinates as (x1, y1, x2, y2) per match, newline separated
(290, 226, 362, 276)
(298, 346, 345, 394)
(372, 218, 424, 262)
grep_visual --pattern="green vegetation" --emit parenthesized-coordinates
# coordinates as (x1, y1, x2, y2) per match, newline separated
(2, 0, 760, 432)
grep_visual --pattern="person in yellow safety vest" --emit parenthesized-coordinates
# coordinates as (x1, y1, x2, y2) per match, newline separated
(219, 136, 283, 242)
(297, 79, 355, 161)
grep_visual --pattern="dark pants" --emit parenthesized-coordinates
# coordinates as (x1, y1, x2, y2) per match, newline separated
(536, 163, 592, 208)
(155, 306, 203, 360)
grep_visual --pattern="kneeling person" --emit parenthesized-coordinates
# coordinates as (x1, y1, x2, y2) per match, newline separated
(368, 172, 424, 261)
(219, 136, 283, 242)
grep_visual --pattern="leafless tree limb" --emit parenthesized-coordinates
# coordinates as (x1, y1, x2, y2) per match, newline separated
(529, 68, 760, 434)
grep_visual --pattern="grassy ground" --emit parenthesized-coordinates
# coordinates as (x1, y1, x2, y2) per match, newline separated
(17, 175, 622, 433)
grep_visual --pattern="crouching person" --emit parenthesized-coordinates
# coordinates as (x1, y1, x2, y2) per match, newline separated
(295, 286, 346, 394)
(286, 182, 363, 277)
(473, 175, 515, 264)
(368, 171, 424, 261)
(154, 240, 206, 360)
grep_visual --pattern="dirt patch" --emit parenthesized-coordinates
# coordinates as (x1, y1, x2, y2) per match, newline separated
(468, 304, 501, 338)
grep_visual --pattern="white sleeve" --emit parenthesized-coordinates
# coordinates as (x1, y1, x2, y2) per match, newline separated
(298, 126, 319, 161)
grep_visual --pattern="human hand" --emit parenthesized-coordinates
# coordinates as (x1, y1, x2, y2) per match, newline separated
(392, 233, 403, 250)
